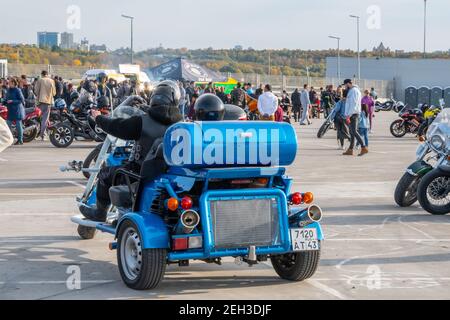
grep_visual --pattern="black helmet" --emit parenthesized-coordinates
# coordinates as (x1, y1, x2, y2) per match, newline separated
(194, 94, 225, 121)
(83, 80, 98, 94)
(70, 91, 79, 101)
(97, 96, 110, 108)
(97, 72, 108, 83)
(150, 80, 181, 108)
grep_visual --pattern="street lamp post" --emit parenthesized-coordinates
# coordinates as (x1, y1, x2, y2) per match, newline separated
(121, 14, 134, 64)
(329, 36, 341, 82)
(350, 15, 361, 80)
(423, 0, 428, 58)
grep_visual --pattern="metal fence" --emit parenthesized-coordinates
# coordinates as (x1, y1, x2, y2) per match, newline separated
(8, 63, 88, 80)
(7, 64, 394, 98)
(226, 73, 394, 98)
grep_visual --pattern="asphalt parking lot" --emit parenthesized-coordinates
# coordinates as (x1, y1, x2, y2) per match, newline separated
(1, 111, 450, 300)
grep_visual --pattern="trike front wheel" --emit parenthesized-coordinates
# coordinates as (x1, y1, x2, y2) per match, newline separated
(271, 248, 321, 281)
(117, 220, 167, 290)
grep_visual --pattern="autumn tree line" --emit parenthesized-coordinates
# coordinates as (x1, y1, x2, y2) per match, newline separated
(2, 44, 449, 77)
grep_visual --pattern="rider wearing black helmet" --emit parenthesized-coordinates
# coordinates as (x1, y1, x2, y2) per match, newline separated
(79, 80, 183, 222)
(194, 93, 225, 121)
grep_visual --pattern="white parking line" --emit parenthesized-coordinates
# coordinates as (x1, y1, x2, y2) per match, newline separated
(308, 279, 351, 300)
(0, 193, 77, 196)
(65, 181, 86, 189)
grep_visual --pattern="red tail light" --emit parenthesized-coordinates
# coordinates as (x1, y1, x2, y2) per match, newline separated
(290, 192, 303, 205)
(173, 238, 189, 251)
(181, 196, 193, 210)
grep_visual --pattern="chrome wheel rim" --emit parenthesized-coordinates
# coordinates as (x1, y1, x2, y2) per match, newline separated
(120, 227, 143, 281)
(427, 177, 450, 206)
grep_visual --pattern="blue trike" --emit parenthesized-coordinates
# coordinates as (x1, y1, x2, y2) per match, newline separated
(67, 118, 324, 290)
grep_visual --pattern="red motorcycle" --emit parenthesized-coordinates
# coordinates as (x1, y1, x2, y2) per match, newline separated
(0, 104, 42, 143)
(390, 106, 425, 138)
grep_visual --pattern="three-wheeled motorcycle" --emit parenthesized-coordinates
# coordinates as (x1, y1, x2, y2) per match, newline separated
(64, 110, 324, 290)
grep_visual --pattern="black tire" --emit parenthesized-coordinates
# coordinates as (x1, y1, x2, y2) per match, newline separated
(390, 120, 407, 138)
(50, 124, 75, 148)
(117, 220, 167, 290)
(82, 144, 102, 179)
(418, 169, 450, 215)
(317, 121, 331, 139)
(77, 225, 97, 240)
(271, 247, 321, 281)
(394, 173, 420, 207)
(22, 125, 39, 143)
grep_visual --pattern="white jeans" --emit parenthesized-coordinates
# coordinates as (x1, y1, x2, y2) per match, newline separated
(300, 105, 310, 124)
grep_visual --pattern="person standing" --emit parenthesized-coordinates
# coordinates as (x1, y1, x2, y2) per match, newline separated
(5, 78, 26, 145)
(321, 85, 335, 118)
(358, 104, 370, 149)
(330, 92, 350, 150)
(342, 79, 368, 156)
(230, 83, 246, 109)
(34, 70, 56, 140)
(257, 84, 278, 121)
(291, 88, 301, 122)
(362, 89, 375, 133)
(300, 84, 312, 125)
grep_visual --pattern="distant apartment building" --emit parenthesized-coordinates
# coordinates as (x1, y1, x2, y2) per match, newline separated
(90, 44, 107, 53)
(60, 32, 74, 50)
(37, 32, 59, 48)
(79, 38, 90, 52)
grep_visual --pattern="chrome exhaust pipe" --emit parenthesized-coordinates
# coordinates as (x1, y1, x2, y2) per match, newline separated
(175, 210, 201, 234)
(289, 205, 323, 228)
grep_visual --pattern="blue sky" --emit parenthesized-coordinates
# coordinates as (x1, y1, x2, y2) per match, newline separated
(1, 0, 447, 52)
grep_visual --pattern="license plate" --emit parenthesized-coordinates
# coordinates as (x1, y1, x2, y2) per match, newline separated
(291, 228, 320, 251)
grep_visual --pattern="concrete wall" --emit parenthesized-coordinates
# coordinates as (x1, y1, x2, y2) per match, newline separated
(326, 57, 450, 101)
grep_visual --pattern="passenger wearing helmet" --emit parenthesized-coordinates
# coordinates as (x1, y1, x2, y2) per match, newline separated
(194, 93, 226, 121)
(96, 72, 113, 108)
(79, 80, 183, 222)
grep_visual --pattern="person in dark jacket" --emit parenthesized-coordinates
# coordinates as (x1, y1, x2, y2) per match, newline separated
(291, 88, 301, 122)
(79, 81, 183, 222)
(5, 78, 26, 145)
(230, 83, 246, 109)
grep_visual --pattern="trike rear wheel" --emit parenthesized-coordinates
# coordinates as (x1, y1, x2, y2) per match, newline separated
(271, 248, 321, 281)
(117, 220, 167, 290)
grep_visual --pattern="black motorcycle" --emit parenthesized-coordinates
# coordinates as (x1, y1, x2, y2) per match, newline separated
(50, 98, 107, 148)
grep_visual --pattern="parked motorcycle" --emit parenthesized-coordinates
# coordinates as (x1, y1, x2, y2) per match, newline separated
(417, 109, 450, 215)
(0, 104, 42, 143)
(375, 98, 405, 113)
(390, 105, 427, 138)
(417, 101, 445, 138)
(394, 136, 444, 207)
(49, 92, 108, 148)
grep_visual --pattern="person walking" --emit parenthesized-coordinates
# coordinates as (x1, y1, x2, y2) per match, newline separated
(34, 70, 56, 140)
(362, 89, 375, 133)
(342, 79, 368, 156)
(5, 78, 26, 145)
(257, 84, 278, 121)
(300, 84, 312, 125)
(358, 104, 370, 149)
(291, 88, 301, 122)
(330, 91, 350, 150)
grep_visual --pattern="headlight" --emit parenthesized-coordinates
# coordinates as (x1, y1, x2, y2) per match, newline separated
(431, 135, 445, 151)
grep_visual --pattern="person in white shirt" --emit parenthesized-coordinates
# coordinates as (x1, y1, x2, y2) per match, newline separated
(257, 84, 278, 121)
(342, 79, 368, 156)
(0, 117, 14, 154)
(300, 84, 312, 125)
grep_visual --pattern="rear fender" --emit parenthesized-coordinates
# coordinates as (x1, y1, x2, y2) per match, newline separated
(116, 212, 170, 249)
